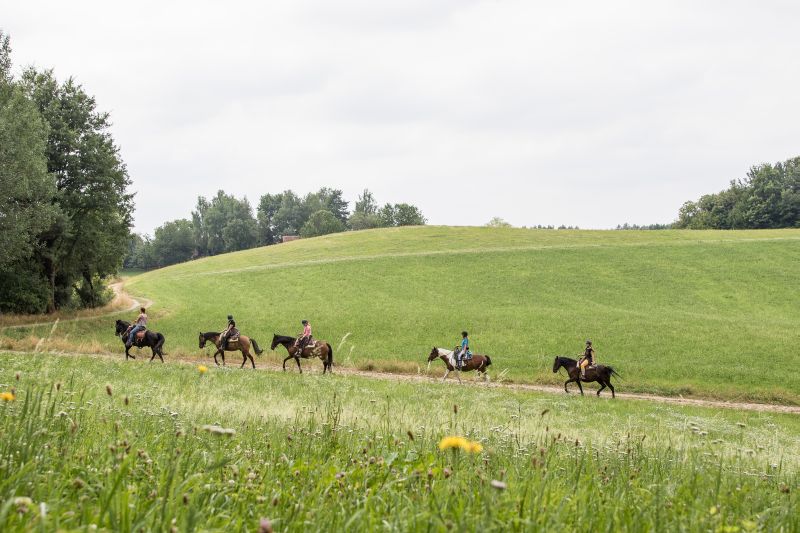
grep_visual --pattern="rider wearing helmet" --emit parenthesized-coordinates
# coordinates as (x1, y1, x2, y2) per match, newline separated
(295, 319, 312, 353)
(220, 315, 238, 350)
(455, 331, 471, 370)
(578, 340, 595, 378)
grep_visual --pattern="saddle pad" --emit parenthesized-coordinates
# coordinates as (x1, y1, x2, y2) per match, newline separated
(136, 331, 146, 339)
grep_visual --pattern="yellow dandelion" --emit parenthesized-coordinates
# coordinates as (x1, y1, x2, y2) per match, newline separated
(438, 436, 469, 451)
(198, 365, 208, 374)
(0, 392, 15, 402)
(466, 441, 484, 454)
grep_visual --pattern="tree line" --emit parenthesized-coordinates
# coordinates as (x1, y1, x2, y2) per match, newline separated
(674, 156, 799, 229)
(124, 189, 426, 270)
(0, 31, 132, 314)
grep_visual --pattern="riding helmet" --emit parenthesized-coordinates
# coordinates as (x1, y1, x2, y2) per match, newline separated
(462, 331, 468, 337)
(301, 319, 308, 325)
(586, 339, 592, 345)
(228, 315, 233, 320)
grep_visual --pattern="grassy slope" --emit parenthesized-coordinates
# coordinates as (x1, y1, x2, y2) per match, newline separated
(4, 226, 800, 402)
(0, 354, 797, 531)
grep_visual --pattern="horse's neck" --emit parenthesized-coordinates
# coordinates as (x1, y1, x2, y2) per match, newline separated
(437, 348, 455, 367)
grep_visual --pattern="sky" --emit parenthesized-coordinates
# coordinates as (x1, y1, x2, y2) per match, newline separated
(4, 0, 800, 234)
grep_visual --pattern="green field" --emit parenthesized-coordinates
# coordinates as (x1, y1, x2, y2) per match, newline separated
(0, 353, 797, 531)
(2, 226, 799, 403)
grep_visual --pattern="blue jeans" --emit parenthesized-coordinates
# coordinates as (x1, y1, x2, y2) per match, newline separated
(128, 325, 144, 345)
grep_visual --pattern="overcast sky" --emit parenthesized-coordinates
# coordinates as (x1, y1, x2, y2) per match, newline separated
(4, 1, 800, 233)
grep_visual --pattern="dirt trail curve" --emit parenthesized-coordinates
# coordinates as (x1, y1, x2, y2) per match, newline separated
(0, 282, 152, 331)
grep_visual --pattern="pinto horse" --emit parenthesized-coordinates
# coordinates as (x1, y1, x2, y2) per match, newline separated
(427, 347, 492, 383)
(552, 356, 620, 398)
(199, 331, 263, 368)
(271, 334, 333, 374)
(115, 320, 166, 361)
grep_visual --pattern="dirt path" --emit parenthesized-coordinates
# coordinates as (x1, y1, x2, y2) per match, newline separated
(0, 282, 151, 331)
(3, 347, 798, 415)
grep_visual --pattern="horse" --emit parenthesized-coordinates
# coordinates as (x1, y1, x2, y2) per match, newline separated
(552, 356, 620, 398)
(427, 347, 492, 383)
(114, 320, 166, 362)
(198, 331, 263, 369)
(270, 334, 333, 374)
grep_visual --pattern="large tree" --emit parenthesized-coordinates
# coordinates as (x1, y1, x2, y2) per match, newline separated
(0, 32, 55, 277)
(21, 68, 134, 310)
(191, 190, 257, 255)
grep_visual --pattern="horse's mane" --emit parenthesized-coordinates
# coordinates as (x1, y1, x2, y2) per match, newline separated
(202, 331, 221, 339)
(273, 334, 295, 344)
(557, 356, 577, 364)
(435, 347, 456, 367)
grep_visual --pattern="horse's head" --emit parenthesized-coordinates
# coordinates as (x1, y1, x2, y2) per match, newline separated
(115, 320, 128, 336)
(552, 356, 561, 373)
(270, 334, 282, 351)
(199, 332, 207, 349)
(427, 347, 441, 362)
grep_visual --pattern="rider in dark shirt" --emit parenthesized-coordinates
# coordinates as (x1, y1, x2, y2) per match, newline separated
(220, 315, 238, 349)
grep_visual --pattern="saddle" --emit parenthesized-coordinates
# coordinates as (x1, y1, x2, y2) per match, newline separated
(135, 330, 147, 340)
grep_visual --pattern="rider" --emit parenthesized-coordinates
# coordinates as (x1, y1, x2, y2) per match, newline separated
(578, 340, 596, 378)
(455, 331, 471, 370)
(126, 307, 148, 348)
(219, 315, 238, 350)
(294, 319, 312, 353)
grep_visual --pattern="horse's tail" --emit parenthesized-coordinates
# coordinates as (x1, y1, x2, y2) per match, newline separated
(155, 333, 166, 355)
(484, 355, 492, 367)
(326, 343, 333, 367)
(251, 338, 264, 356)
(608, 367, 622, 380)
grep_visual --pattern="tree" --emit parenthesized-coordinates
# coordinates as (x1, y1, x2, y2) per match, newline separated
(191, 191, 257, 255)
(256, 193, 283, 245)
(394, 203, 427, 226)
(485, 217, 512, 228)
(152, 219, 195, 267)
(272, 190, 305, 238)
(300, 210, 345, 238)
(21, 68, 134, 310)
(0, 31, 55, 276)
(349, 189, 382, 230)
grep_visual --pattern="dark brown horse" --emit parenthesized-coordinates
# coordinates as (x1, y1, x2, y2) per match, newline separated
(553, 356, 620, 398)
(271, 334, 333, 374)
(115, 320, 166, 362)
(199, 331, 263, 368)
(427, 347, 492, 383)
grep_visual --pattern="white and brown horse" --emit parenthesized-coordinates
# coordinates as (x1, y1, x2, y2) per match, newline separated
(427, 347, 492, 383)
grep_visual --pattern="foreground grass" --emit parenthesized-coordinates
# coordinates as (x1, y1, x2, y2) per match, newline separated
(3, 227, 800, 403)
(0, 353, 797, 531)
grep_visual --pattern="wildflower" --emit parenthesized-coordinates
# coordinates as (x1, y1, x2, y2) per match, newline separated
(201, 424, 236, 436)
(259, 518, 273, 533)
(198, 365, 208, 374)
(439, 436, 469, 451)
(466, 441, 484, 454)
(709, 505, 718, 515)
(490, 480, 507, 490)
(0, 392, 15, 402)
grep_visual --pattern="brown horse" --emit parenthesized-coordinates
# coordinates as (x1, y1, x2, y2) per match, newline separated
(427, 347, 492, 383)
(271, 334, 333, 374)
(552, 356, 620, 398)
(199, 331, 263, 368)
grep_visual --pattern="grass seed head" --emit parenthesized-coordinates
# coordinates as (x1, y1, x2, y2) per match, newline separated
(105, 384, 112, 396)
(490, 480, 507, 490)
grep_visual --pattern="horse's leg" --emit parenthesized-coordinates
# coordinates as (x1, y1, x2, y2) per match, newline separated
(295, 356, 302, 374)
(282, 354, 293, 371)
(213, 350, 220, 366)
(564, 379, 571, 393)
(597, 382, 606, 396)
(247, 350, 255, 369)
(240, 350, 247, 369)
(149, 348, 156, 362)
(608, 381, 615, 399)
(456, 370, 462, 384)
(442, 370, 449, 382)
(577, 380, 584, 396)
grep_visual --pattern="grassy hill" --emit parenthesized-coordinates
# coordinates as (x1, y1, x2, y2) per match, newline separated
(4, 226, 800, 403)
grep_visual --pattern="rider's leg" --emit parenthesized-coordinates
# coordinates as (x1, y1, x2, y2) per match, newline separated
(127, 325, 142, 347)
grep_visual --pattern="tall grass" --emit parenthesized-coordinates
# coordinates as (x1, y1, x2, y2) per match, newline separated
(0, 353, 797, 531)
